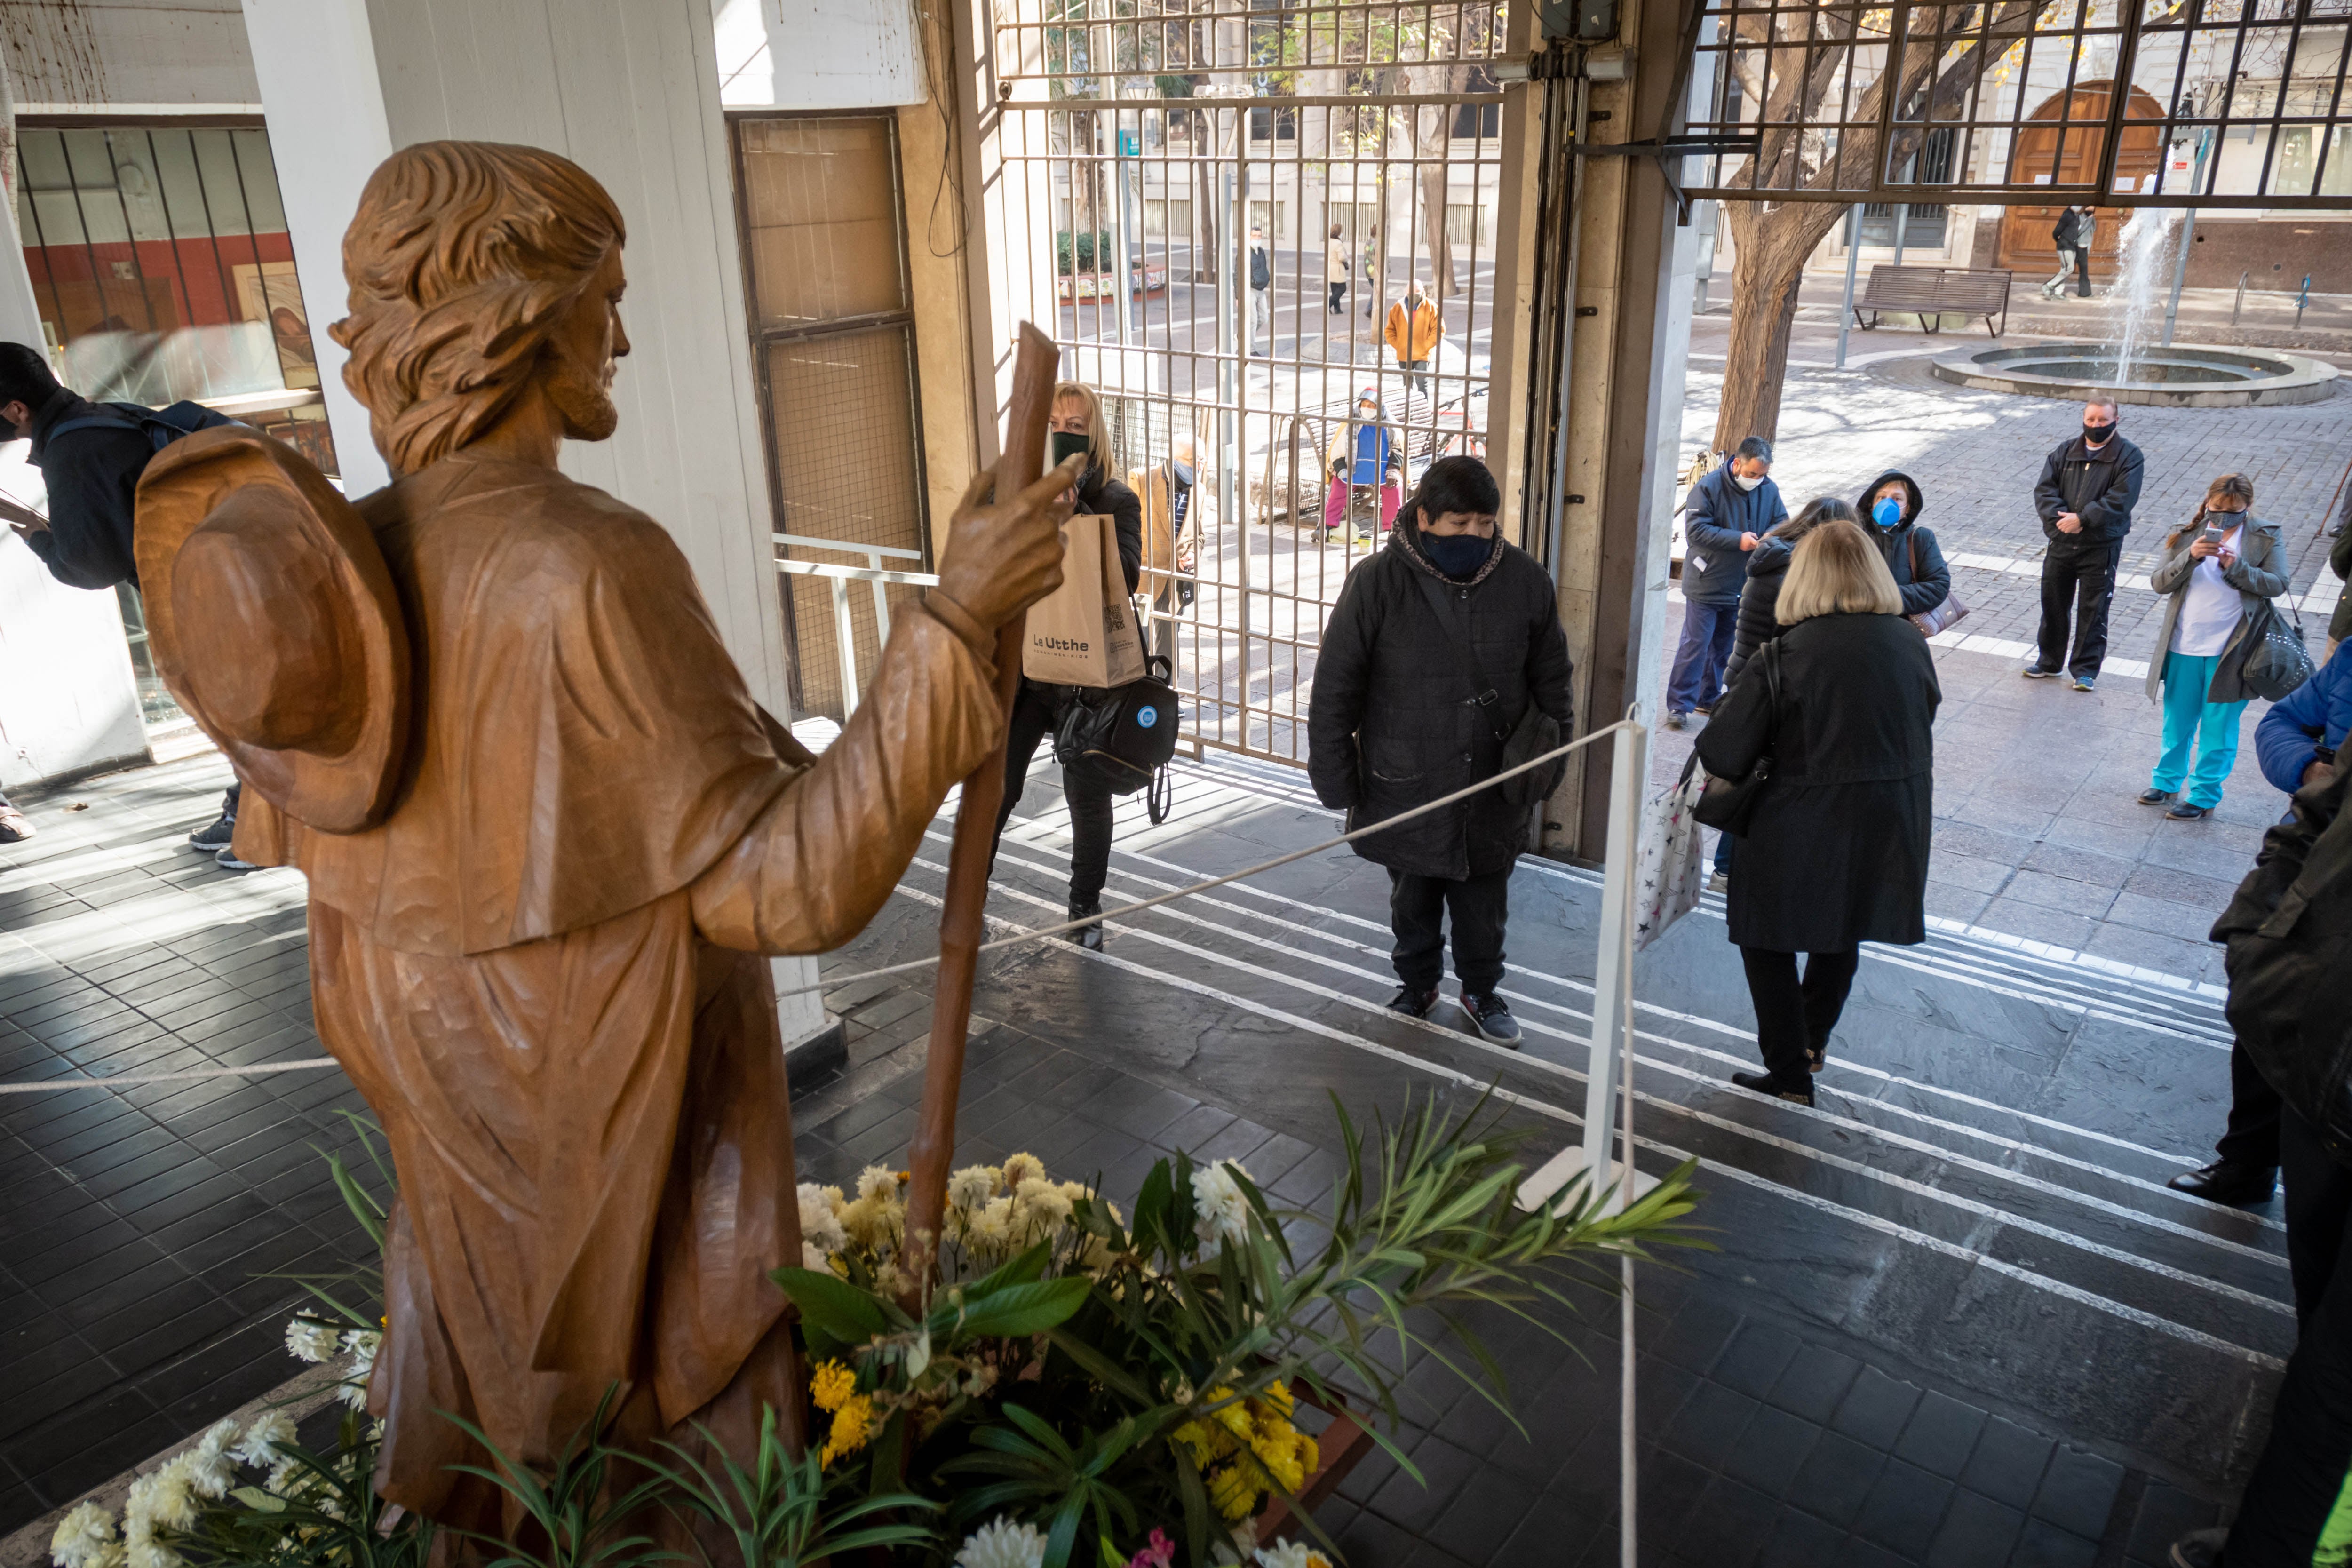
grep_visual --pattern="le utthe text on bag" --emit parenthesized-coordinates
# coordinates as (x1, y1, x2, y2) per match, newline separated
(1023, 513, 1148, 689)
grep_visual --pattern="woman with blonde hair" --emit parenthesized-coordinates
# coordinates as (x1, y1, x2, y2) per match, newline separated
(2138, 472, 2288, 820)
(1694, 519, 1941, 1106)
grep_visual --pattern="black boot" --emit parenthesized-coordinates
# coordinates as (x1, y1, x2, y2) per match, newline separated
(1731, 1069, 1814, 1108)
(1065, 901, 1104, 952)
(2166, 1160, 2277, 1206)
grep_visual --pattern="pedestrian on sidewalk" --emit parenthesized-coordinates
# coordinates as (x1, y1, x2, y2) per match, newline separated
(1306, 455, 1574, 1049)
(2138, 473, 2287, 821)
(1695, 520, 1940, 1107)
(992, 380, 1143, 951)
(1248, 225, 1272, 357)
(2071, 206, 2098, 297)
(1854, 470, 1952, 619)
(2027, 398, 2143, 691)
(1384, 279, 1440, 397)
(1667, 437, 1784, 728)
(1361, 235, 1381, 319)
(0, 789, 31, 843)
(1132, 431, 1202, 658)
(1323, 387, 1403, 541)
(0, 342, 249, 868)
(1709, 495, 1859, 887)
(1325, 223, 1350, 315)
(2170, 763, 2352, 1568)
(2041, 205, 2088, 300)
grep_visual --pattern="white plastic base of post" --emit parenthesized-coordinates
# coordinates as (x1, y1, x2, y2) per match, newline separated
(1515, 1145, 1661, 1216)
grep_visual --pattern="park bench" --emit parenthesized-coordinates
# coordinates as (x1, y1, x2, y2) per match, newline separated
(1851, 265, 2014, 336)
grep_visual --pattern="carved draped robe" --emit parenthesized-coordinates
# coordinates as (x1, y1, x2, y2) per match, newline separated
(236, 456, 999, 1530)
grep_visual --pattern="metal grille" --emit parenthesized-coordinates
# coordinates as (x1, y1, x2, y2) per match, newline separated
(1679, 0, 2352, 208)
(12, 123, 337, 471)
(990, 0, 1505, 766)
(734, 113, 929, 722)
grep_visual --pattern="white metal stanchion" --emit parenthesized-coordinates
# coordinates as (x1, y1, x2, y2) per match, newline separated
(1515, 715, 1652, 1566)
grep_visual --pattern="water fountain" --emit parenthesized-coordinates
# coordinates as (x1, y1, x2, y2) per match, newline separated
(1929, 207, 2339, 407)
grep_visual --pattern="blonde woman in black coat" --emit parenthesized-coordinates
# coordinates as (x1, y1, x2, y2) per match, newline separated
(1694, 520, 1942, 1107)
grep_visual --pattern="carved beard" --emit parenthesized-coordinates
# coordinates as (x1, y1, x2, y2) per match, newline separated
(545, 344, 620, 442)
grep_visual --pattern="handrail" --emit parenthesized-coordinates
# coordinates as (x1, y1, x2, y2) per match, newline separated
(774, 545, 940, 717)
(775, 561, 940, 587)
(773, 532, 925, 561)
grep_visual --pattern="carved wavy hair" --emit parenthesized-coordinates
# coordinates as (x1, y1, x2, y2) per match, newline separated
(330, 141, 626, 475)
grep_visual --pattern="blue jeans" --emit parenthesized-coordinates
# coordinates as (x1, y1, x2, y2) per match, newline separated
(1668, 599, 1740, 715)
(2152, 650, 2249, 809)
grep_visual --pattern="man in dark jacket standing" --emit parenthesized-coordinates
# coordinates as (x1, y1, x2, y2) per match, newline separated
(1307, 457, 1574, 1047)
(1247, 225, 1271, 358)
(1669, 436, 1784, 727)
(0, 342, 249, 866)
(2028, 399, 2142, 691)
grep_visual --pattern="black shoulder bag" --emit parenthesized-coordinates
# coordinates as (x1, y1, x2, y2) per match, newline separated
(1052, 649, 1181, 795)
(1690, 638, 1781, 835)
(1410, 573, 1565, 813)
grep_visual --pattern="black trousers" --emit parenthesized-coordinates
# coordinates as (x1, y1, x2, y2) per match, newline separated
(993, 679, 1115, 907)
(2225, 1109, 2352, 1566)
(1388, 866, 1511, 994)
(2215, 1035, 2285, 1171)
(2035, 540, 2123, 679)
(1739, 947, 1860, 1081)
(1328, 281, 1346, 313)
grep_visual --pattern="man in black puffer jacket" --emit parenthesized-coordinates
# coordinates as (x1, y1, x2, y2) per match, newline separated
(1308, 457, 1574, 1048)
(2029, 400, 2144, 691)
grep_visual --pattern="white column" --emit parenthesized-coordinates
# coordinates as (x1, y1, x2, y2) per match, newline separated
(237, 0, 829, 1048)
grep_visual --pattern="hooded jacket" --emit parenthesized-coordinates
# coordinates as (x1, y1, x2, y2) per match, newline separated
(1307, 521, 1574, 879)
(1854, 470, 1954, 621)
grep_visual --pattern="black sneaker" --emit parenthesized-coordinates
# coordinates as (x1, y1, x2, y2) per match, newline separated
(1387, 985, 1438, 1019)
(2137, 787, 2174, 806)
(2165, 1160, 2276, 1206)
(1065, 901, 1104, 951)
(2166, 800, 2212, 820)
(1731, 1068, 1814, 1107)
(1459, 992, 1521, 1047)
(190, 812, 236, 852)
(215, 845, 257, 874)
(2021, 665, 2060, 680)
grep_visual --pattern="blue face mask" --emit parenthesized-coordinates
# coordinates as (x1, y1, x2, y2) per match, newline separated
(1872, 496, 1904, 529)
(1423, 530, 1491, 578)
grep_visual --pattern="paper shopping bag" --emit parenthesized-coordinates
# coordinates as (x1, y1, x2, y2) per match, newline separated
(1023, 513, 1146, 688)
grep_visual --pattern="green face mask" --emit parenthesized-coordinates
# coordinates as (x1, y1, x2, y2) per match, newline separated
(1050, 431, 1091, 470)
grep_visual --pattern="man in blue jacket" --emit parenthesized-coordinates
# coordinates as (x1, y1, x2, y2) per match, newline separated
(2165, 640, 2351, 1209)
(1668, 436, 1784, 727)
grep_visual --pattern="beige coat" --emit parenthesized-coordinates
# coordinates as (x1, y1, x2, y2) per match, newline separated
(1325, 237, 1350, 284)
(2143, 513, 2288, 702)
(1130, 460, 1201, 602)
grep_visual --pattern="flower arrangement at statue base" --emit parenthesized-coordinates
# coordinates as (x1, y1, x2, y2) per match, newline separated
(53, 1097, 1697, 1568)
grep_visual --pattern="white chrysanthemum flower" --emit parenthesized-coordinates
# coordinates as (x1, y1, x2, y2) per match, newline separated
(127, 1458, 199, 1535)
(232, 1410, 297, 1469)
(797, 1182, 848, 1258)
(185, 1419, 241, 1499)
(283, 1318, 340, 1364)
(1254, 1544, 1332, 1568)
(1013, 1177, 1072, 1229)
(800, 1240, 830, 1268)
(948, 1164, 1001, 1209)
(338, 1328, 383, 1408)
(122, 1542, 177, 1568)
(968, 1195, 1014, 1248)
(1000, 1152, 1045, 1188)
(50, 1500, 117, 1568)
(953, 1516, 1048, 1568)
(856, 1165, 898, 1202)
(1192, 1160, 1253, 1249)
(264, 1457, 302, 1496)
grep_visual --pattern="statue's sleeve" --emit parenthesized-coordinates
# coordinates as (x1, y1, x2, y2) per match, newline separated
(689, 596, 1003, 953)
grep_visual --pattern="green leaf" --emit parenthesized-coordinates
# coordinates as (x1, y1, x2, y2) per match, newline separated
(768, 1266, 894, 1344)
(946, 1277, 1092, 1339)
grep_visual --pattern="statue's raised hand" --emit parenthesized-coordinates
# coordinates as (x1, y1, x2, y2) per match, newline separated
(936, 454, 1087, 629)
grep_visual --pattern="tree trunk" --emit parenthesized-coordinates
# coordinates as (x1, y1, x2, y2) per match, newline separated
(1711, 200, 1846, 451)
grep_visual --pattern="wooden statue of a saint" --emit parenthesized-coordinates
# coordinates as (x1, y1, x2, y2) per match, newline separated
(130, 140, 1078, 1540)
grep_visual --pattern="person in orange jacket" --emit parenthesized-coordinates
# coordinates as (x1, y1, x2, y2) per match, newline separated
(1384, 280, 1441, 395)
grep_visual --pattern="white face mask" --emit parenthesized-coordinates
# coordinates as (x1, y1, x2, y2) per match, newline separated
(1732, 470, 1764, 492)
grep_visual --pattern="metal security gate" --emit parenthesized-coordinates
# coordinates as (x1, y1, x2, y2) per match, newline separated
(985, 0, 1508, 766)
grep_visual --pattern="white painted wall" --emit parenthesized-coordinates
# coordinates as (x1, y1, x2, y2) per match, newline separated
(239, 0, 827, 1041)
(708, 0, 926, 109)
(1, 0, 258, 111)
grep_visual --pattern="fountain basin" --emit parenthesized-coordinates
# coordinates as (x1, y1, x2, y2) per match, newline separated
(1928, 343, 2338, 407)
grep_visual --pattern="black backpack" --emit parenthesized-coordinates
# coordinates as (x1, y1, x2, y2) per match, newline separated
(48, 399, 242, 453)
(1250, 247, 1271, 291)
(1053, 655, 1180, 795)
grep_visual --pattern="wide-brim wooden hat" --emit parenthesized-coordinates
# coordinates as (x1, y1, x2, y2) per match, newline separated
(135, 428, 410, 834)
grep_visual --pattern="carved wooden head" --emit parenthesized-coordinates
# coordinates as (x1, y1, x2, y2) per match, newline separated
(331, 141, 630, 475)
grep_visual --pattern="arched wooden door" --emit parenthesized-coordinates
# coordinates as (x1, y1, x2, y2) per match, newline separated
(1997, 82, 2165, 274)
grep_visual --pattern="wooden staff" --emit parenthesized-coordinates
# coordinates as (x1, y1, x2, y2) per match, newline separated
(903, 322, 1060, 1288)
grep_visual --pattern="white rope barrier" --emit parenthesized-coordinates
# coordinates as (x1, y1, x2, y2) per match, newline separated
(0, 719, 1638, 1095)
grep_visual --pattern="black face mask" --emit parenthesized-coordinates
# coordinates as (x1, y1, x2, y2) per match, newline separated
(2083, 421, 2115, 446)
(1421, 528, 1492, 578)
(1049, 431, 1091, 470)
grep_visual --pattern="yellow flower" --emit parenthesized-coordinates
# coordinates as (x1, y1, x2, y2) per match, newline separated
(820, 1394, 873, 1466)
(810, 1359, 855, 1414)
(1257, 1381, 1295, 1419)
(1203, 1386, 1255, 1445)
(1207, 1459, 1261, 1521)
(1172, 1418, 1236, 1470)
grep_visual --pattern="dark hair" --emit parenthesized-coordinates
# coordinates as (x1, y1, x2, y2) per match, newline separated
(1403, 455, 1501, 528)
(0, 342, 60, 410)
(1766, 494, 1857, 542)
(1733, 435, 1773, 464)
(1329, 222, 1343, 239)
(2169, 471, 2256, 546)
